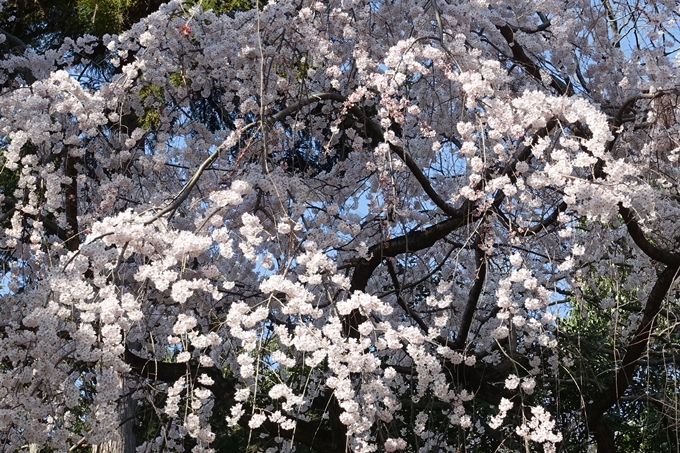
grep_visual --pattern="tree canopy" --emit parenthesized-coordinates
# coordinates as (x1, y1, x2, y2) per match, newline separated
(1, 0, 680, 452)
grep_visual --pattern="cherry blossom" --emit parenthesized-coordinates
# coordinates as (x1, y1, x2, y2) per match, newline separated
(0, 0, 679, 452)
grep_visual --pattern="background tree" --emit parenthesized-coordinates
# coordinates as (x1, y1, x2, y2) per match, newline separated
(1, 1, 680, 453)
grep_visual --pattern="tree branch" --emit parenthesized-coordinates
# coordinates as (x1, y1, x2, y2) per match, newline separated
(453, 239, 486, 349)
(146, 93, 348, 223)
(586, 264, 679, 452)
(124, 346, 336, 452)
(619, 204, 680, 266)
(0, 27, 36, 85)
(386, 258, 430, 333)
(391, 143, 467, 217)
(497, 24, 573, 96)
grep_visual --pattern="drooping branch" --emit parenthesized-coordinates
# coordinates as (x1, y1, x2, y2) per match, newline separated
(145, 121, 258, 223)
(578, 100, 680, 269)
(124, 346, 232, 396)
(596, 265, 678, 408)
(146, 93, 347, 223)
(147, 89, 470, 224)
(337, 98, 465, 218)
(613, 91, 672, 128)
(344, 214, 473, 339)
(523, 201, 567, 235)
(379, 243, 462, 297)
(346, 115, 560, 335)
(124, 346, 336, 452)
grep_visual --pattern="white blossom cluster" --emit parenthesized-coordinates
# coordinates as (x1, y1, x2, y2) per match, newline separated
(0, 0, 679, 451)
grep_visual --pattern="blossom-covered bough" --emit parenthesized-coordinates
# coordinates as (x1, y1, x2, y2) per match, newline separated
(0, 0, 679, 452)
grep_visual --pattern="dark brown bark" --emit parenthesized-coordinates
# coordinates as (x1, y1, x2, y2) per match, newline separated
(619, 204, 680, 266)
(453, 241, 486, 350)
(586, 265, 679, 451)
(497, 24, 574, 96)
(343, 214, 472, 338)
(124, 347, 337, 453)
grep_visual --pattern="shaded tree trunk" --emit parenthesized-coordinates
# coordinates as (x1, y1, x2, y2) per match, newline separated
(93, 378, 136, 453)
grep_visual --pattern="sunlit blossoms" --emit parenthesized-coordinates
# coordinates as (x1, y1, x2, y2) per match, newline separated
(0, 0, 679, 452)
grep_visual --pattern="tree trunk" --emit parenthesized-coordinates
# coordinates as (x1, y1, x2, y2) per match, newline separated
(93, 378, 136, 453)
